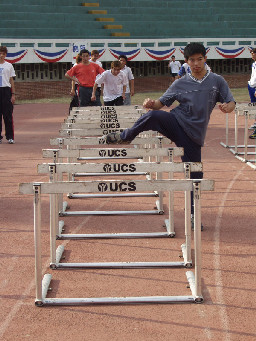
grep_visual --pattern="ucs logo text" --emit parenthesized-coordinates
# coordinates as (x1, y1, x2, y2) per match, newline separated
(103, 163, 136, 172)
(98, 181, 136, 192)
(99, 149, 127, 157)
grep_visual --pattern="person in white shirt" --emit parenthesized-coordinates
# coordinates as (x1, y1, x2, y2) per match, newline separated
(168, 55, 181, 84)
(248, 48, 256, 138)
(90, 50, 103, 105)
(89, 49, 102, 68)
(91, 61, 127, 106)
(0, 46, 16, 144)
(118, 55, 134, 105)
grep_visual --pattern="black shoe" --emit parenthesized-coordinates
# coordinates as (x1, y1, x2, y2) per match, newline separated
(105, 132, 130, 144)
(249, 130, 256, 139)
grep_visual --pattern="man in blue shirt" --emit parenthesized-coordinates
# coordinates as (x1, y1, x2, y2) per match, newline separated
(103, 43, 235, 227)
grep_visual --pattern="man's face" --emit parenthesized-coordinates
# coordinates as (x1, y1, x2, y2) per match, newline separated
(119, 58, 126, 67)
(91, 53, 99, 61)
(81, 52, 90, 63)
(171, 56, 175, 62)
(0, 51, 7, 62)
(251, 51, 256, 61)
(111, 67, 121, 76)
(187, 53, 207, 75)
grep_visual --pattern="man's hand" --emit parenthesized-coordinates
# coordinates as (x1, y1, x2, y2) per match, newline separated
(219, 102, 235, 113)
(143, 98, 155, 109)
(91, 94, 96, 101)
(143, 98, 163, 110)
(11, 94, 15, 104)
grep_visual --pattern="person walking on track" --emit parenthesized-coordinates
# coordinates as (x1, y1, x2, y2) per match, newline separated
(0, 46, 16, 144)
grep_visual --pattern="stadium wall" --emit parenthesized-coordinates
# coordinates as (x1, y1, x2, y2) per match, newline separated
(1, 38, 254, 100)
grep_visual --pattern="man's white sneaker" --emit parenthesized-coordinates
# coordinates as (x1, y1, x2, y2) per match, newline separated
(8, 139, 15, 144)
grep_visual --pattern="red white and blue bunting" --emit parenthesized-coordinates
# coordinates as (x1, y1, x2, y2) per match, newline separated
(109, 48, 141, 60)
(5, 50, 28, 63)
(215, 46, 245, 58)
(34, 49, 68, 63)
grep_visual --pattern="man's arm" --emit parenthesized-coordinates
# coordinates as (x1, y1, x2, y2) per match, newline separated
(91, 82, 99, 101)
(10, 77, 15, 104)
(143, 98, 164, 110)
(130, 79, 134, 96)
(219, 101, 236, 113)
(65, 71, 80, 85)
(122, 85, 127, 100)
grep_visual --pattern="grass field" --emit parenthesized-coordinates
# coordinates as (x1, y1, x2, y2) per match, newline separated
(16, 87, 249, 105)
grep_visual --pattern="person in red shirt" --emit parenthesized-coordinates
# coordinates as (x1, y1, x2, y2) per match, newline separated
(65, 49, 104, 106)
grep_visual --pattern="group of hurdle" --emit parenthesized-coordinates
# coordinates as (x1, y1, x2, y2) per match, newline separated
(220, 102, 256, 169)
(19, 105, 215, 306)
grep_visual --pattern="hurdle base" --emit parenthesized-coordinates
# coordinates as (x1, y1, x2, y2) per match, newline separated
(164, 219, 175, 237)
(220, 142, 229, 148)
(155, 199, 164, 214)
(186, 271, 203, 303)
(59, 210, 161, 216)
(37, 295, 196, 306)
(51, 261, 187, 269)
(35, 272, 200, 306)
(61, 201, 69, 213)
(57, 231, 173, 239)
(59, 220, 65, 234)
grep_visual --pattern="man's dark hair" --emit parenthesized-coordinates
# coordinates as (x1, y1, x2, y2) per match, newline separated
(0, 46, 8, 54)
(79, 49, 90, 56)
(184, 43, 206, 60)
(118, 54, 128, 62)
(251, 48, 256, 54)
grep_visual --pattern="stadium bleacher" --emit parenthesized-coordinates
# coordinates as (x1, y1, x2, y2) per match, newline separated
(0, 0, 256, 39)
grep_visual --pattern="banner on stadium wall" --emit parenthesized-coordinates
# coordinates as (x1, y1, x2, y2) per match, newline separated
(3, 41, 254, 64)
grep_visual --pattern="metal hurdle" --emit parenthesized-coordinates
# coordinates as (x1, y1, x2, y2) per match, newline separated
(42, 147, 183, 229)
(37, 160, 202, 239)
(220, 103, 256, 159)
(50, 135, 172, 212)
(19, 178, 214, 306)
(69, 105, 145, 117)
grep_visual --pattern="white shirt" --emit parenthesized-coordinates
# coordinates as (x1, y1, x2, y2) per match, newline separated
(96, 70, 127, 102)
(90, 59, 102, 88)
(120, 65, 134, 93)
(0, 61, 15, 87)
(90, 59, 102, 68)
(169, 60, 181, 73)
(248, 61, 256, 88)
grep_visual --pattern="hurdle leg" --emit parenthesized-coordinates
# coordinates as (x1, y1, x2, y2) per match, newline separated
(155, 138, 164, 213)
(244, 110, 249, 161)
(164, 174, 175, 237)
(33, 184, 43, 305)
(193, 182, 203, 302)
(50, 193, 57, 266)
(234, 111, 238, 153)
(220, 112, 229, 148)
(182, 189, 192, 265)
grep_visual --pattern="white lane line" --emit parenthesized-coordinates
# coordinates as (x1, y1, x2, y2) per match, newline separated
(213, 166, 246, 341)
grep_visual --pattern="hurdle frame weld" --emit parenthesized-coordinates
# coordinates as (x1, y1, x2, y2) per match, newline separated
(19, 178, 214, 306)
